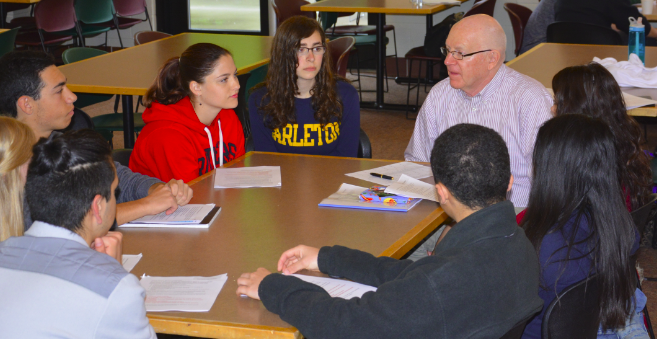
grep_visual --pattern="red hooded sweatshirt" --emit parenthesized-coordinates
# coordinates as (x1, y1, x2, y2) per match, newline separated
(129, 96, 245, 183)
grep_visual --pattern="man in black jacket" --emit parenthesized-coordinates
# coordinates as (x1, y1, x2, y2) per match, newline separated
(237, 124, 543, 339)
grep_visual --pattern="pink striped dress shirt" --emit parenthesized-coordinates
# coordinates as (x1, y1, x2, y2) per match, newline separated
(404, 64, 553, 208)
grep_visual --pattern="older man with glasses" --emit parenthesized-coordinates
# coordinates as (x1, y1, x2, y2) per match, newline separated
(405, 14, 552, 213)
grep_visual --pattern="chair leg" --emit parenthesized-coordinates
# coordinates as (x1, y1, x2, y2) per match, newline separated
(406, 59, 413, 119)
(113, 15, 124, 49)
(144, 6, 153, 31)
(37, 30, 46, 52)
(392, 28, 399, 80)
(114, 95, 120, 114)
(416, 61, 422, 113)
(355, 48, 363, 102)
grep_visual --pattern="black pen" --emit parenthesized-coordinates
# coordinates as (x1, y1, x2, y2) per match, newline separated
(370, 172, 394, 180)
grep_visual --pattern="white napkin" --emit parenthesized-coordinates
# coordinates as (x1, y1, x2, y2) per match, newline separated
(593, 54, 657, 88)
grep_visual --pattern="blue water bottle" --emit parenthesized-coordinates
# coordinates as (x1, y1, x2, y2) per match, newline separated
(629, 17, 646, 64)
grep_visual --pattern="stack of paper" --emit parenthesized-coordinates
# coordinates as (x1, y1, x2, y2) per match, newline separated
(214, 166, 282, 188)
(319, 183, 422, 212)
(345, 162, 433, 186)
(140, 274, 228, 312)
(290, 274, 377, 299)
(120, 204, 221, 228)
(384, 174, 440, 202)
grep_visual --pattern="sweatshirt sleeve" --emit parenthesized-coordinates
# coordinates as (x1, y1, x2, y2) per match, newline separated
(259, 257, 443, 339)
(248, 88, 278, 152)
(332, 82, 360, 157)
(96, 275, 157, 339)
(115, 162, 163, 204)
(140, 129, 202, 183)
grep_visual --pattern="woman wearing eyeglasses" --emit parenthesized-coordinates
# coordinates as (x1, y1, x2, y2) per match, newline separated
(248, 16, 360, 157)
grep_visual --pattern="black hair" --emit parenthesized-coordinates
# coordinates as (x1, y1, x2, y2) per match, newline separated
(0, 51, 56, 118)
(430, 123, 510, 209)
(521, 114, 636, 330)
(25, 129, 115, 233)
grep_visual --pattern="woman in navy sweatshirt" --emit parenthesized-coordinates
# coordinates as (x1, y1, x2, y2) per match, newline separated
(520, 115, 646, 339)
(249, 16, 360, 157)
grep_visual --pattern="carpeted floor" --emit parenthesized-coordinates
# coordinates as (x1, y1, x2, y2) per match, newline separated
(82, 70, 657, 331)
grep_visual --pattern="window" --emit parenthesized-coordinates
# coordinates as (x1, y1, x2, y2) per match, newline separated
(188, 0, 268, 35)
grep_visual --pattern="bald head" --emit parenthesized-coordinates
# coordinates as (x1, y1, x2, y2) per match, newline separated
(449, 15, 506, 61)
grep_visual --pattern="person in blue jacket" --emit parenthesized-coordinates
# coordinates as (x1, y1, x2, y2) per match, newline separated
(520, 114, 647, 339)
(249, 16, 360, 157)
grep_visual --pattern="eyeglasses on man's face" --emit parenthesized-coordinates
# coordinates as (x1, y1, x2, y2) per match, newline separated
(296, 46, 326, 56)
(440, 47, 492, 60)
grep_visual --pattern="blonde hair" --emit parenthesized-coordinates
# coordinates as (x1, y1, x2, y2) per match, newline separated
(0, 117, 36, 241)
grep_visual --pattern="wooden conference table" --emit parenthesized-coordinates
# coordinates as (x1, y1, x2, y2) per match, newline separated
(0, 0, 38, 29)
(301, 0, 468, 111)
(59, 33, 272, 148)
(122, 152, 447, 338)
(507, 43, 657, 117)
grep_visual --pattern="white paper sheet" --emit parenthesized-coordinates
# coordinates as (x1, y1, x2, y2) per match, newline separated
(129, 204, 215, 224)
(214, 166, 282, 188)
(290, 274, 377, 299)
(345, 162, 433, 186)
(122, 253, 142, 272)
(546, 88, 656, 110)
(319, 183, 422, 212)
(422, 0, 462, 4)
(140, 274, 228, 312)
(384, 174, 440, 202)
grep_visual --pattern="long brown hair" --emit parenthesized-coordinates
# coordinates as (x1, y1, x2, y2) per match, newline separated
(552, 63, 652, 210)
(256, 16, 342, 129)
(0, 117, 35, 241)
(144, 43, 232, 107)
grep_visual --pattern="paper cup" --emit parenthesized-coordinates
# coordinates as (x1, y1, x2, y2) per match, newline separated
(642, 0, 653, 15)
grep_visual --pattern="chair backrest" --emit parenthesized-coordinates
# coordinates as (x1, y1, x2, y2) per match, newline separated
(245, 63, 269, 104)
(464, 0, 497, 18)
(112, 149, 133, 167)
(272, 0, 315, 28)
(547, 22, 623, 45)
(328, 36, 355, 77)
(631, 194, 657, 238)
(113, 0, 147, 17)
(74, 0, 114, 25)
(357, 128, 372, 159)
(542, 275, 600, 339)
(62, 47, 108, 64)
(504, 3, 532, 56)
(0, 27, 20, 58)
(134, 30, 171, 45)
(236, 73, 253, 138)
(34, 0, 77, 33)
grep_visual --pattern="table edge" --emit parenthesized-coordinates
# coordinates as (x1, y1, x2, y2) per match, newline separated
(300, 0, 467, 15)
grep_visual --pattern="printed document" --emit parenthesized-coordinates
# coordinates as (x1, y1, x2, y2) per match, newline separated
(385, 174, 440, 202)
(214, 166, 282, 188)
(129, 204, 215, 224)
(319, 183, 422, 212)
(140, 274, 228, 312)
(422, 0, 462, 4)
(547, 88, 657, 110)
(122, 253, 142, 272)
(290, 274, 377, 299)
(345, 162, 433, 186)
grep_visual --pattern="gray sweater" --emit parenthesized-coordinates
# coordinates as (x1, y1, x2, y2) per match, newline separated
(23, 162, 162, 229)
(259, 201, 544, 339)
(519, 0, 557, 55)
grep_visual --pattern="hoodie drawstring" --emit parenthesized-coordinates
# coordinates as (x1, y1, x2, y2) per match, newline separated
(203, 120, 223, 170)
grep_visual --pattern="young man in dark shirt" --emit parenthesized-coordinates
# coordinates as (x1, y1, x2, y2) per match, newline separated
(236, 124, 543, 339)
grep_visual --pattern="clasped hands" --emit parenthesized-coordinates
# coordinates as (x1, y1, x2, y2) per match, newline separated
(236, 245, 320, 300)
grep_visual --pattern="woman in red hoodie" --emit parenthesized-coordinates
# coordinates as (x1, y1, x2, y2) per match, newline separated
(130, 43, 245, 183)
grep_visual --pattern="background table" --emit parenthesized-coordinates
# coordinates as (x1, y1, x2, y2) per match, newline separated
(59, 33, 272, 148)
(507, 43, 657, 117)
(0, 0, 38, 29)
(301, 0, 468, 111)
(123, 152, 447, 338)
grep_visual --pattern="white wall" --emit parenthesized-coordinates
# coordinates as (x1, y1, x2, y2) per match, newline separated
(386, 0, 541, 62)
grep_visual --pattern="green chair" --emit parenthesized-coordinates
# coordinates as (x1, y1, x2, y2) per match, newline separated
(72, 0, 113, 47)
(62, 47, 145, 144)
(0, 27, 20, 58)
(245, 63, 269, 104)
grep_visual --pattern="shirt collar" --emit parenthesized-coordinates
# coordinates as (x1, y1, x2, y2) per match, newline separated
(25, 221, 89, 248)
(458, 64, 508, 101)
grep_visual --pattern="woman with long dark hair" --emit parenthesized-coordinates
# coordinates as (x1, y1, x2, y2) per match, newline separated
(248, 16, 360, 157)
(520, 115, 646, 338)
(552, 63, 652, 211)
(130, 43, 245, 183)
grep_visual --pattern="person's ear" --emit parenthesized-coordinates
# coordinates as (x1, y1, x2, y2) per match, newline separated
(435, 182, 451, 205)
(91, 194, 106, 225)
(189, 81, 202, 97)
(487, 50, 501, 70)
(507, 174, 514, 192)
(16, 95, 36, 116)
